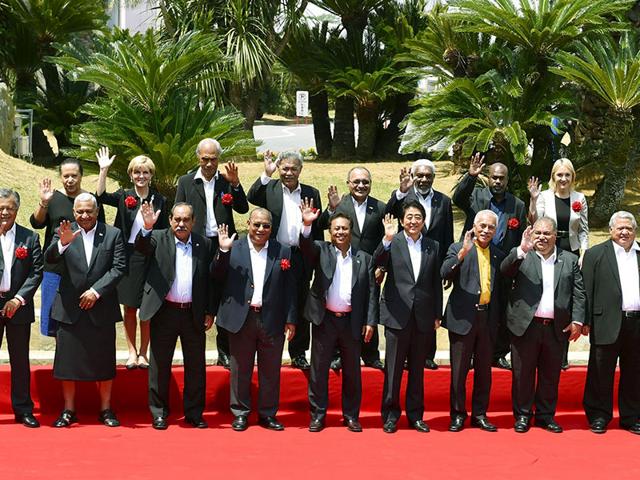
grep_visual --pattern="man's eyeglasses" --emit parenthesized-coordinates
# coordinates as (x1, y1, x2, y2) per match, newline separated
(349, 179, 370, 185)
(252, 223, 272, 229)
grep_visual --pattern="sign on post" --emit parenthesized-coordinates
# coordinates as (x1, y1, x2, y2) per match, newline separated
(296, 91, 309, 117)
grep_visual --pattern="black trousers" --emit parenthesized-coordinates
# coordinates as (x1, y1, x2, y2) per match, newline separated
(332, 327, 381, 364)
(449, 310, 493, 419)
(228, 310, 285, 419)
(584, 314, 640, 428)
(309, 313, 362, 421)
(148, 304, 206, 420)
(381, 312, 430, 424)
(287, 247, 311, 358)
(425, 332, 437, 362)
(0, 313, 33, 415)
(510, 320, 563, 422)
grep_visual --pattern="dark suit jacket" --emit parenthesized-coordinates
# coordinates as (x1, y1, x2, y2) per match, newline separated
(581, 239, 638, 345)
(452, 173, 526, 254)
(135, 229, 214, 329)
(299, 234, 379, 340)
(212, 236, 296, 337)
(0, 224, 43, 325)
(501, 247, 586, 340)
(441, 242, 505, 336)
(247, 177, 323, 241)
(45, 222, 125, 326)
(374, 232, 442, 333)
(318, 195, 385, 255)
(98, 188, 169, 240)
(386, 188, 454, 263)
(175, 171, 249, 237)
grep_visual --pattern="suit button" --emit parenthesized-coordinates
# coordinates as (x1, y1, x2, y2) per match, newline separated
(477, 290, 481, 294)
(250, 284, 254, 288)
(247, 300, 250, 304)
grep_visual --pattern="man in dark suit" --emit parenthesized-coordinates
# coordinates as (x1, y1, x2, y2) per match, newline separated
(136, 201, 214, 430)
(375, 201, 443, 433)
(46, 193, 126, 428)
(318, 166, 385, 371)
(175, 138, 249, 369)
(212, 209, 297, 432)
(441, 210, 505, 432)
(247, 151, 322, 370)
(386, 159, 454, 370)
(0, 189, 43, 428)
(300, 202, 379, 432)
(582, 211, 640, 435)
(501, 217, 585, 433)
(453, 153, 527, 370)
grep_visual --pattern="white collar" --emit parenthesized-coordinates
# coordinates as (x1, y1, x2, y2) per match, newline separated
(0, 223, 16, 238)
(333, 245, 352, 259)
(249, 239, 269, 253)
(535, 247, 557, 263)
(351, 195, 368, 207)
(613, 241, 640, 254)
(282, 182, 301, 195)
(80, 224, 98, 236)
(403, 231, 422, 244)
(194, 169, 218, 183)
(414, 187, 433, 200)
(174, 234, 192, 247)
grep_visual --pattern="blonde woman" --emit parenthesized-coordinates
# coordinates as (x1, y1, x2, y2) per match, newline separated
(96, 148, 169, 369)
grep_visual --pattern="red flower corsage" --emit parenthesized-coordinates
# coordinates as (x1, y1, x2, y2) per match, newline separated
(571, 201, 582, 213)
(221, 193, 234, 206)
(280, 258, 291, 271)
(507, 218, 520, 230)
(124, 195, 138, 209)
(15, 246, 28, 260)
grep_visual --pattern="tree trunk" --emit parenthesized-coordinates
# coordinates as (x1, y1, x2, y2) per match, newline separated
(309, 90, 332, 158)
(356, 104, 378, 160)
(376, 92, 414, 158)
(242, 88, 260, 131)
(331, 95, 355, 158)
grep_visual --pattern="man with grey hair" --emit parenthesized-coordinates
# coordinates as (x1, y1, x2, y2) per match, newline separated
(0, 188, 43, 427)
(441, 209, 505, 432)
(247, 150, 322, 369)
(386, 159, 453, 370)
(175, 137, 249, 369)
(582, 211, 640, 435)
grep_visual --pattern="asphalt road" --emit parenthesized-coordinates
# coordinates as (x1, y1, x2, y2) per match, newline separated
(253, 123, 316, 152)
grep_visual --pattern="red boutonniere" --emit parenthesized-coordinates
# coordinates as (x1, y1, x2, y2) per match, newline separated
(15, 246, 28, 260)
(507, 218, 520, 230)
(221, 193, 234, 206)
(571, 201, 582, 213)
(280, 258, 291, 271)
(124, 195, 138, 209)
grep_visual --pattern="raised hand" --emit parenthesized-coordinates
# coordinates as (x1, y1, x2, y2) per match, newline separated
(217, 223, 236, 250)
(399, 167, 413, 193)
(300, 197, 320, 226)
(459, 229, 475, 259)
(520, 225, 534, 253)
(39, 178, 54, 204)
(96, 146, 115, 170)
(140, 201, 161, 230)
(263, 150, 277, 177)
(468, 152, 485, 177)
(528, 176, 541, 201)
(58, 220, 81, 246)
(382, 213, 397, 241)
(222, 161, 240, 187)
(327, 185, 340, 210)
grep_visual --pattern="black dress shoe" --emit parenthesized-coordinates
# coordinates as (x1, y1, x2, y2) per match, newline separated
(343, 418, 362, 432)
(410, 420, 430, 433)
(152, 416, 168, 430)
(383, 420, 397, 433)
(625, 421, 640, 435)
(52, 409, 78, 428)
(15, 413, 40, 428)
(590, 418, 607, 434)
(290, 355, 310, 370)
(185, 416, 208, 429)
(216, 352, 231, 370)
(514, 416, 530, 433)
(449, 416, 465, 432)
(259, 416, 284, 431)
(492, 357, 512, 370)
(471, 416, 497, 432)
(561, 360, 570, 371)
(364, 359, 384, 370)
(309, 418, 324, 432)
(330, 357, 342, 372)
(535, 419, 563, 433)
(99, 409, 120, 427)
(231, 415, 248, 431)
(424, 359, 439, 370)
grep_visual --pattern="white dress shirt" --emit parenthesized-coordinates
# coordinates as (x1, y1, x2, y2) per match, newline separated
(128, 209, 145, 244)
(613, 241, 640, 311)
(533, 248, 556, 319)
(249, 240, 269, 307)
(326, 247, 353, 313)
(0, 223, 16, 292)
(165, 236, 193, 303)
(260, 173, 303, 247)
(396, 187, 433, 229)
(351, 196, 367, 232)
(194, 168, 219, 237)
(405, 232, 423, 280)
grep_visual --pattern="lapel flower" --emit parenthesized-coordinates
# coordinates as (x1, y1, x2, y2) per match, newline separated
(15, 246, 28, 260)
(221, 193, 234, 206)
(507, 217, 520, 230)
(124, 195, 138, 209)
(280, 258, 291, 271)
(571, 201, 582, 213)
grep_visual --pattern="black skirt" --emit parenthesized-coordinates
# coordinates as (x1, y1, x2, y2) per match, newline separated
(53, 319, 116, 381)
(116, 243, 149, 308)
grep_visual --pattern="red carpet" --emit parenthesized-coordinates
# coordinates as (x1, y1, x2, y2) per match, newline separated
(0, 366, 637, 479)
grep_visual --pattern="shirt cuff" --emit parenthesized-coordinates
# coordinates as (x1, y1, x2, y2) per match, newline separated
(58, 240, 70, 255)
(395, 189, 408, 201)
(382, 238, 392, 250)
(301, 224, 312, 238)
(516, 246, 526, 259)
(15, 295, 26, 306)
(89, 288, 100, 299)
(140, 227, 152, 236)
(572, 321, 583, 326)
(260, 173, 271, 185)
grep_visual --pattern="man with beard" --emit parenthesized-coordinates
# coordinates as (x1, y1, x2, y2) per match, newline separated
(453, 153, 527, 370)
